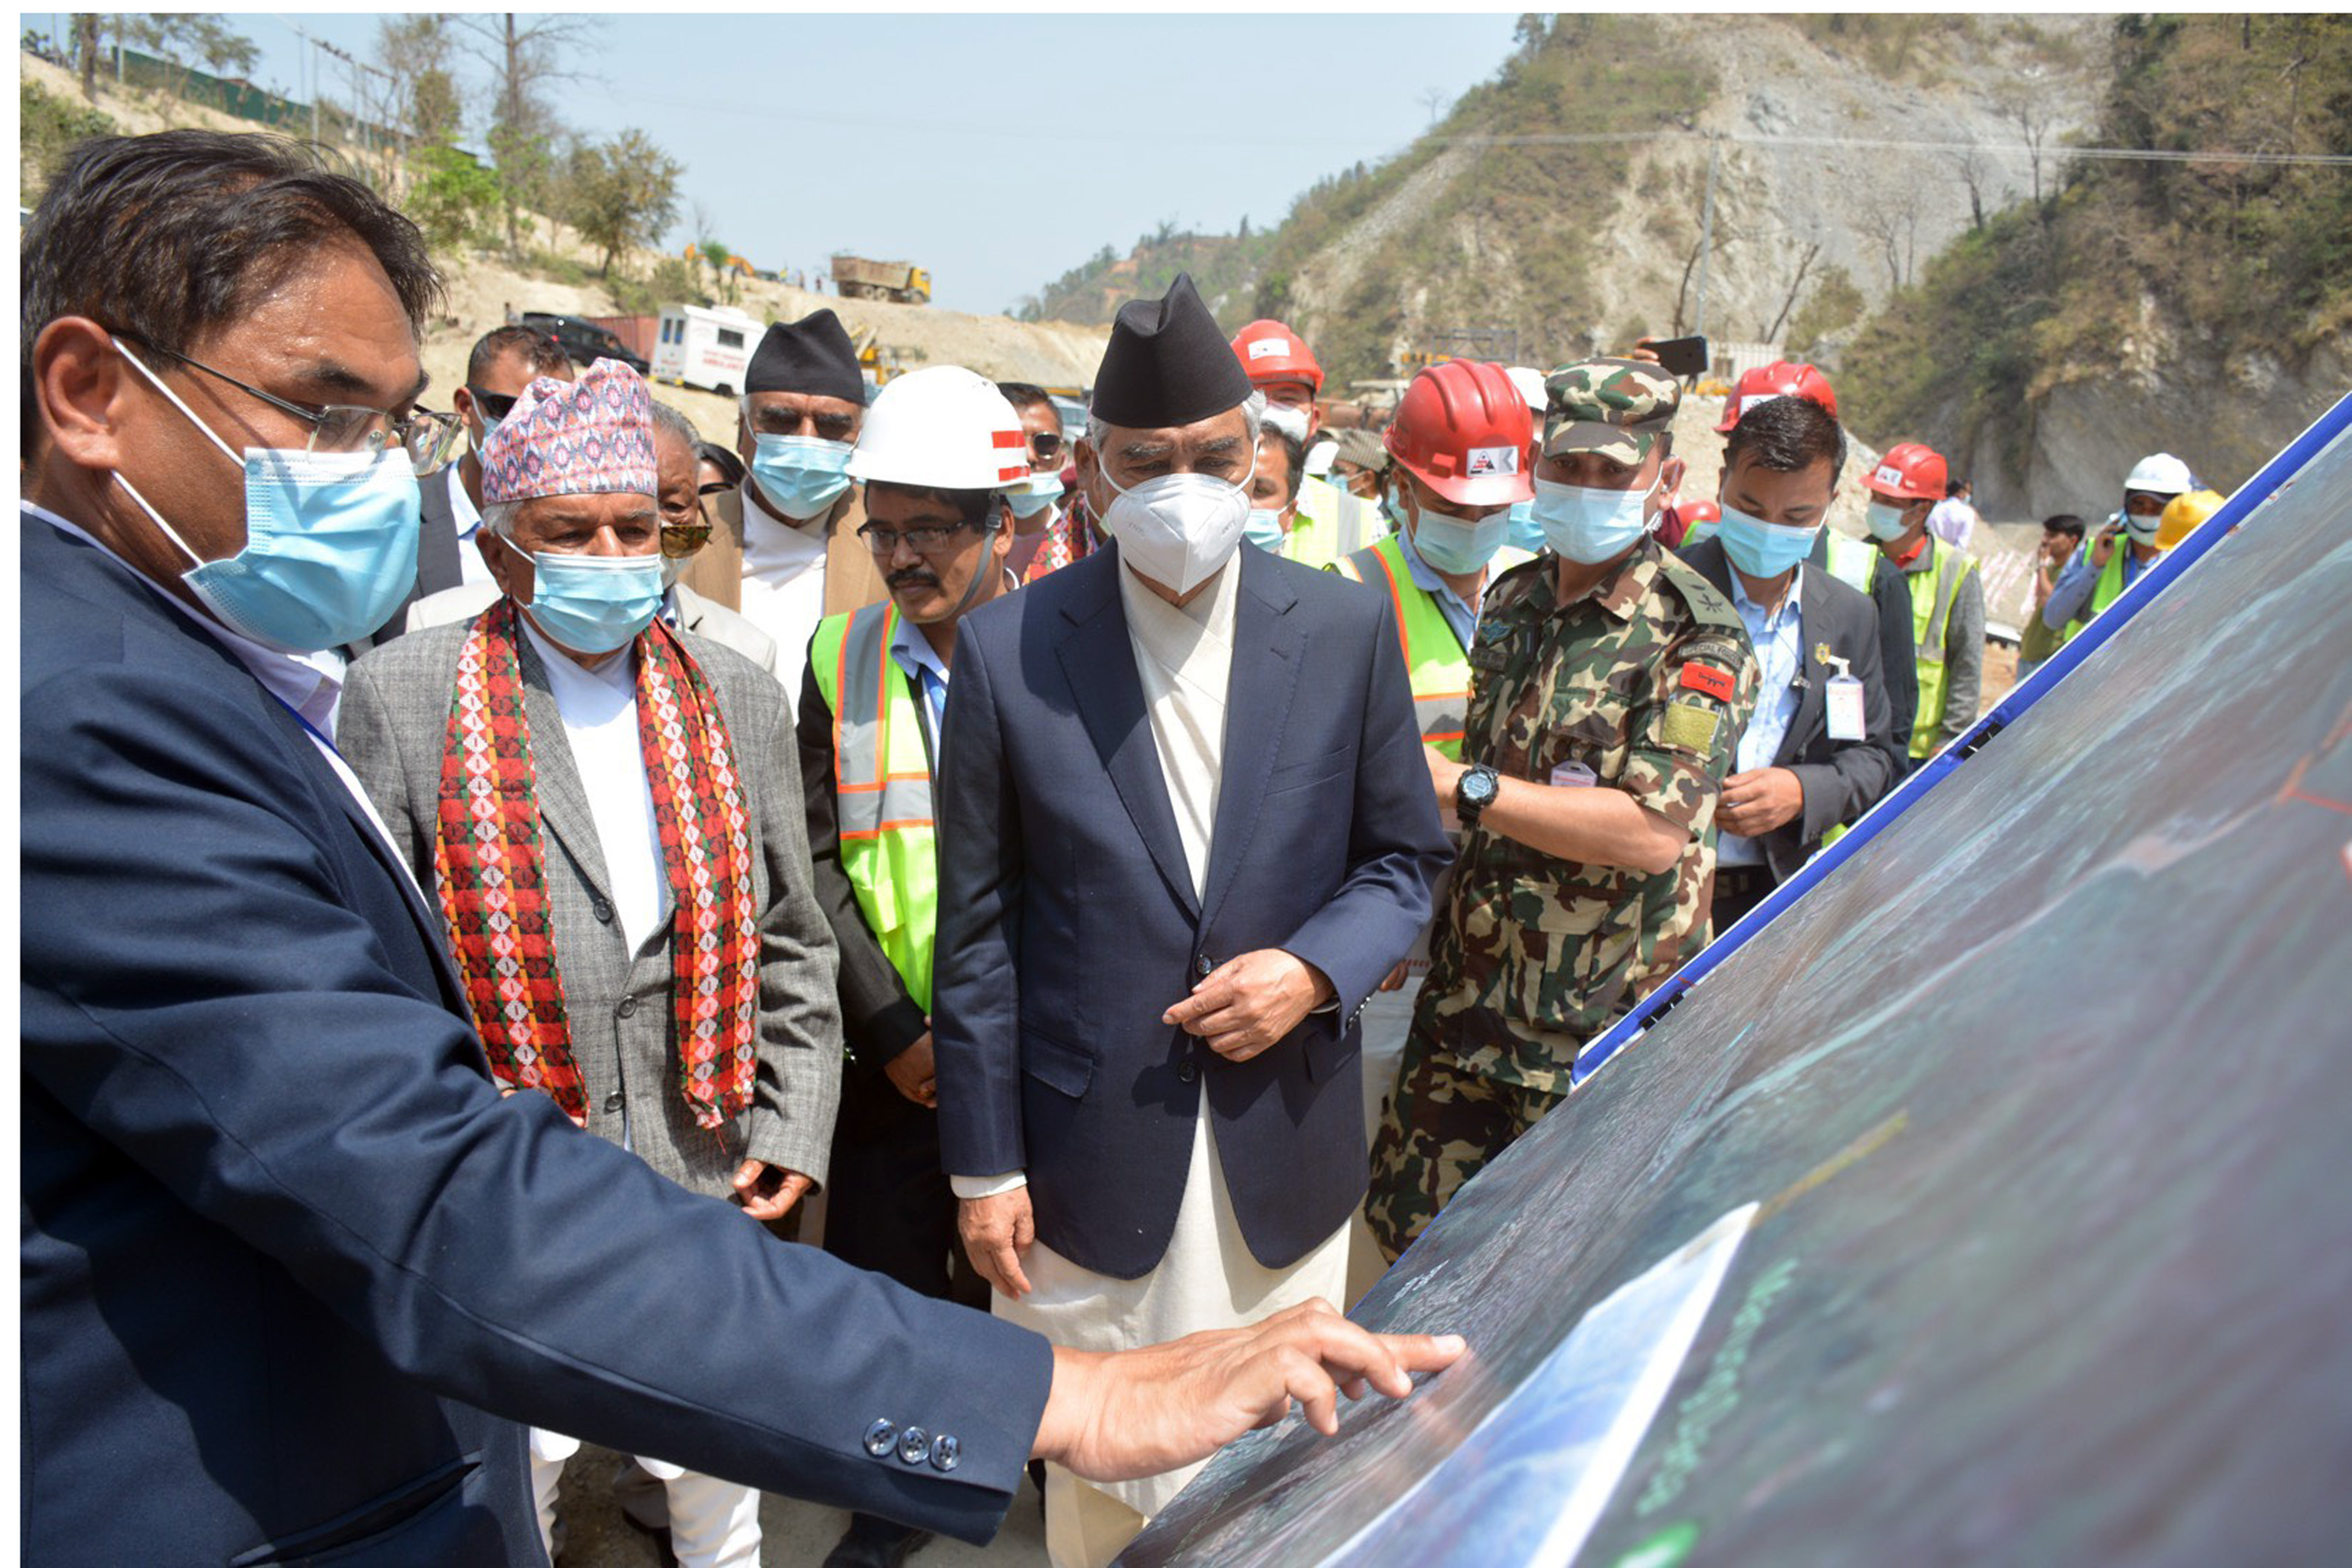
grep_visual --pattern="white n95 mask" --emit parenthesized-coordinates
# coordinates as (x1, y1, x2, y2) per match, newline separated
(1100, 465, 1254, 595)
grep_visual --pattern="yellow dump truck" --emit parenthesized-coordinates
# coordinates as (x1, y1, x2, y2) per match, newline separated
(831, 255, 932, 305)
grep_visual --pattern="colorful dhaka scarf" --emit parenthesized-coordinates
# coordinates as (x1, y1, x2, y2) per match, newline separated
(433, 596, 759, 1128)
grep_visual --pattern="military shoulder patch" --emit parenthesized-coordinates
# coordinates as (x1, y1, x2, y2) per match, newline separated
(1654, 551, 1745, 634)
(1679, 662, 1736, 702)
(1661, 700, 1722, 753)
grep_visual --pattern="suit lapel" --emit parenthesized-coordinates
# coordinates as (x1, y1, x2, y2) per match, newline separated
(1199, 551, 1303, 930)
(1056, 559, 1200, 921)
(514, 632, 615, 902)
(1776, 563, 1829, 765)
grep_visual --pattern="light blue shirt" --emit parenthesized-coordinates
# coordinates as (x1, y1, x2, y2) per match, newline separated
(1395, 525, 1482, 650)
(1717, 568, 1804, 868)
(887, 609, 952, 758)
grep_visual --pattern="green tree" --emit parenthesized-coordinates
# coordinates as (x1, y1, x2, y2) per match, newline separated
(374, 16, 462, 145)
(405, 144, 503, 251)
(565, 129, 684, 278)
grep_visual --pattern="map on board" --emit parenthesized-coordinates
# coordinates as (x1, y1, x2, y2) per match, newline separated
(1122, 413, 2352, 1566)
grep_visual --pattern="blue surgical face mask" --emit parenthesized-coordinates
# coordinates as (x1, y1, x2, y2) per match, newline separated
(112, 343, 422, 653)
(1381, 490, 1410, 531)
(1715, 502, 1821, 580)
(1505, 498, 1544, 555)
(519, 548, 666, 655)
(1006, 471, 1064, 521)
(473, 410, 502, 452)
(1245, 507, 1288, 551)
(1531, 475, 1656, 565)
(1408, 501, 1510, 575)
(1864, 500, 1913, 542)
(747, 433, 855, 521)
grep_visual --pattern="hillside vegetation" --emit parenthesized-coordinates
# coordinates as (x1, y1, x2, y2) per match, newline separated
(1840, 14, 2352, 481)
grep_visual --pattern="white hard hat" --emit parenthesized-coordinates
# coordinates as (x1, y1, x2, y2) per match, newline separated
(1505, 366, 1548, 414)
(845, 366, 1028, 491)
(2124, 451, 2194, 497)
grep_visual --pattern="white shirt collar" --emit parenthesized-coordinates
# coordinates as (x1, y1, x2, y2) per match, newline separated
(741, 483, 830, 578)
(22, 500, 344, 733)
(447, 463, 483, 537)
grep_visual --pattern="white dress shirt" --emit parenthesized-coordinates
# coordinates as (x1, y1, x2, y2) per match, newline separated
(516, 615, 670, 955)
(446, 465, 497, 588)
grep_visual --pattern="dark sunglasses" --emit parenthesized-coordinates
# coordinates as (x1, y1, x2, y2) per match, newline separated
(466, 388, 519, 420)
(1028, 431, 1064, 462)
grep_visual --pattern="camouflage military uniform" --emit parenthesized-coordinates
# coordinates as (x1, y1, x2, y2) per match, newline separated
(1365, 359, 1759, 1262)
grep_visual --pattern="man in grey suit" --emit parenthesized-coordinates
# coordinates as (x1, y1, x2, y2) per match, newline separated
(1676, 394, 1903, 929)
(340, 359, 838, 1567)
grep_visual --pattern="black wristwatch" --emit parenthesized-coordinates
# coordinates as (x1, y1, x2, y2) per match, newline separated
(1454, 763, 1500, 826)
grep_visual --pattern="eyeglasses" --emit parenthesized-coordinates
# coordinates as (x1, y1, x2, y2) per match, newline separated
(123, 334, 459, 474)
(661, 520, 713, 559)
(1028, 431, 1064, 463)
(857, 519, 978, 557)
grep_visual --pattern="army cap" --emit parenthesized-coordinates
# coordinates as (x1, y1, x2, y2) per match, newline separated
(1541, 358, 1682, 465)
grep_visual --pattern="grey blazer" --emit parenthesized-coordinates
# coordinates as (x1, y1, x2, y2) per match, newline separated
(338, 621, 842, 1199)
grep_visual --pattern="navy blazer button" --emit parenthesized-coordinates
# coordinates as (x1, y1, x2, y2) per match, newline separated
(863, 1419, 896, 1457)
(592, 900, 613, 923)
(1195, 955, 1214, 978)
(617, 997, 638, 1019)
(603, 1092, 623, 1114)
(896, 1425, 930, 1465)
(929, 1433, 960, 1472)
(1178, 1060, 1199, 1084)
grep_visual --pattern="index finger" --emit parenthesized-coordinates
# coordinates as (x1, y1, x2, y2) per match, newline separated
(1294, 1318, 1468, 1400)
(1163, 972, 1237, 1026)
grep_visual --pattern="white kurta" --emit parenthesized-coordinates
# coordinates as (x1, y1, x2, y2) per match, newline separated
(995, 557, 1351, 1527)
(732, 487, 829, 713)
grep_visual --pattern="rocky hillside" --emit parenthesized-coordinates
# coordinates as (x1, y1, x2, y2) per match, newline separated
(1838, 14, 2351, 519)
(1027, 14, 2106, 385)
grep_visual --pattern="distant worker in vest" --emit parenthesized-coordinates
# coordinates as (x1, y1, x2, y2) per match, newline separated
(1229, 318, 1384, 565)
(2012, 514, 2087, 681)
(2043, 451, 2196, 644)
(1717, 359, 1918, 747)
(730, 312, 890, 706)
(1861, 441, 1984, 770)
(1330, 359, 1535, 1151)
(799, 367, 1028, 1568)
(1674, 395, 1903, 929)
(996, 380, 1073, 581)
(338, 359, 842, 1568)
(1327, 426, 1391, 508)
(1367, 359, 1759, 1262)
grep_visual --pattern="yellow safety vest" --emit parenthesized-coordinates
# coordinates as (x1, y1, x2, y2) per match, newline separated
(1333, 534, 1530, 759)
(1286, 473, 1385, 569)
(2061, 537, 2150, 645)
(809, 602, 938, 1010)
(1905, 536, 1978, 760)
(1822, 530, 1877, 595)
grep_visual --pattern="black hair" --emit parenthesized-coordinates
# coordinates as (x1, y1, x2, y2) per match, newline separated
(864, 480, 1003, 533)
(1946, 477, 1970, 497)
(470, 325, 572, 385)
(1723, 393, 1846, 488)
(1258, 425, 1306, 508)
(2042, 513, 2087, 540)
(24, 130, 440, 451)
(995, 381, 1055, 416)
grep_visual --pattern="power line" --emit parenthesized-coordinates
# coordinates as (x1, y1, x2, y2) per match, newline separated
(1424, 129, 2352, 169)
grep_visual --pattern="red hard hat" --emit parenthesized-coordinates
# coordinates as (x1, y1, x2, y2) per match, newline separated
(1678, 499, 1722, 525)
(1862, 441, 1949, 503)
(1382, 360, 1535, 507)
(1230, 319, 1324, 394)
(1715, 359, 1839, 433)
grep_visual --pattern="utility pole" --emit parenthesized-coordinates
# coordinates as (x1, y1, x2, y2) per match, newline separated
(1693, 134, 1720, 346)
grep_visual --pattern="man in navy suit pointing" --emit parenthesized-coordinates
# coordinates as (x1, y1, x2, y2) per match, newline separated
(18, 131, 1461, 1567)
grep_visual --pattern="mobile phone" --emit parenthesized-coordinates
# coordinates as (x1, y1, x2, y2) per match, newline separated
(1647, 335, 1708, 379)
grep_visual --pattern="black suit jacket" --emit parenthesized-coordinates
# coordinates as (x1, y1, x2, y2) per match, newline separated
(1809, 523, 1918, 747)
(932, 544, 1451, 1279)
(20, 520, 1053, 1564)
(361, 460, 470, 649)
(1680, 536, 1903, 881)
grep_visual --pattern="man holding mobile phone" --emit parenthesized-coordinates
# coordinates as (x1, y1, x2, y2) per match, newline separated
(2044, 452, 2195, 644)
